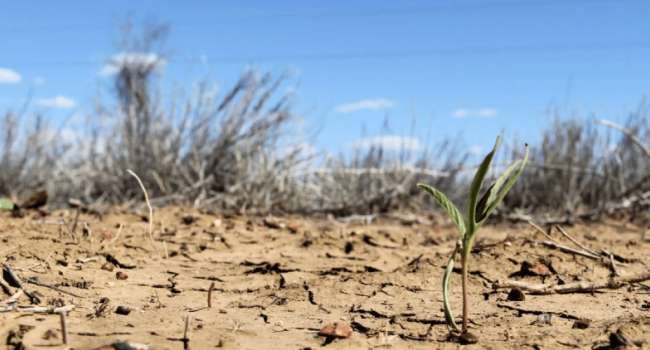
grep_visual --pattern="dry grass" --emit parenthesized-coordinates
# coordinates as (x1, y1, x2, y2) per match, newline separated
(502, 105, 650, 221)
(2, 89, 649, 219)
(1, 23, 648, 220)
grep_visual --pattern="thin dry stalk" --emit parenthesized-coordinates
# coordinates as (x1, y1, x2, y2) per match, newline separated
(0, 304, 74, 313)
(554, 225, 599, 256)
(0, 279, 13, 297)
(0, 290, 22, 305)
(182, 314, 191, 350)
(70, 207, 81, 236)
(207, 282, 215, 308)
(537, 240, 601, 260)
(494, 271, 650, 294)
(59, 310, 68, 345)
(597, 119, 650, 157)
(527, 221, 560, 244)
(126, 169, 156, 251)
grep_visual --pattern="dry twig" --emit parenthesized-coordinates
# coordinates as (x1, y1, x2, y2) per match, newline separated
(59, 310, 69, 345)
(0, 304, 75, 313)
(207, 282, 215, 308)
(182, 314, 191, 350)
(494, 271, 650, 294)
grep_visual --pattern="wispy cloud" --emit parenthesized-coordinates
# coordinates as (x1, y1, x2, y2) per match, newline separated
(351, 135, 422, 151)
(335, 98, 395, 114)
(0, 68, 21, 84)
(99, 52, 166, 76)
(452, 107, 498, 118)
(36, 95, 77, 109)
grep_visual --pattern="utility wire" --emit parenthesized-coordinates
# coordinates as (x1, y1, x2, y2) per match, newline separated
(5, 40, 650, 68)
(0, 0, 635, 33)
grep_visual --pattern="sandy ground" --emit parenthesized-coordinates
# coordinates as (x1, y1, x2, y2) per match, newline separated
(1, 207, 649, 349)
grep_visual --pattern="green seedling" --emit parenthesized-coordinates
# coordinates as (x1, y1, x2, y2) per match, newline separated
(0, 197, 15, 211)
(418, 136, 528, 337)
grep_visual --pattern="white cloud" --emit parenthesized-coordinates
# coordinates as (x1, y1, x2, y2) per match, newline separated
(99, 52, 166, 76)
(0, 68, 21, 84)
(36, 95, 77, 109)
(351, 135, 422, 151)
(335, 98, 395, 114)
(453, 107, 498, 118)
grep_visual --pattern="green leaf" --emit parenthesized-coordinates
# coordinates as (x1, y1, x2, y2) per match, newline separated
(417, 183, 465, 236)
(467, 136, 500, 227)
(442, 240, 461, 332)
(474, 183, 495, 224)
(0, 197, 15, 211)
(477, 144, 529, 223)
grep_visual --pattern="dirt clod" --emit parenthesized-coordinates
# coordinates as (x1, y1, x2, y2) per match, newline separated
(287, 222, 300, 234)
(512, 260, 552, 277)
(507, 288, 526, 301)
(94, 341, 150, 350)
(458, 332, 479, 345)
(115, 305, 132, 315)
(318, 322, 353, 339)
(608, 329, 631, 348)
(572, 319, 590, 329)
(41, 329, 58, 340)
(263, 216, 285, 229)
(116, 271, 129, 280)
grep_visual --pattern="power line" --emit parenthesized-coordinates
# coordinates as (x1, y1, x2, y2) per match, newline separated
(194, 41, 650, 63)
(6, 40, 650, 68)
(208, 0, 630, 21)
(0, 0, 632, 33)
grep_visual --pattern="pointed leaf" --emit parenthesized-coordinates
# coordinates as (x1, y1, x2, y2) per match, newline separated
(467, 136, 500, 227)
(475, 183, 495, 223)
(442, 241, 461, 332)
(418, 183, 465, 236)
(478, 144, 529, 223)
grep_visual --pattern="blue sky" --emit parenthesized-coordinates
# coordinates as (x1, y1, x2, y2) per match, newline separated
(1, 0, 649, 157)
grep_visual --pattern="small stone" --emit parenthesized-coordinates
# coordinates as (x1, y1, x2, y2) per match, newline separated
(115, 305, 132, 315)
(514, 261, 552, 277)
(116, 271, 128, 280)
(532, 313, 552, 326)
(263, 217, 285, 230)
(458, 332, 479, 345)
(181, 215, 197, 225)
(318, 322, 353, 338)
(572, 319, 590, 329)
(286, 222, 300, 234)
(507, 288, 525, 301)
(101, 262, 114, 272)
(94, 341, 150, 350)
(344, 241, 354, 254)
(529, 262, 551, 276)
(212, 218, 222, 228)
(609, 329, 631, 348)
(42, 329, 58, 340)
